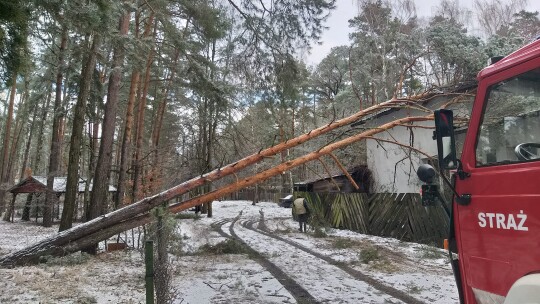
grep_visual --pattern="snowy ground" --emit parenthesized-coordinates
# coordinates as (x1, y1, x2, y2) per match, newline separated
(0, 200, 459, 303)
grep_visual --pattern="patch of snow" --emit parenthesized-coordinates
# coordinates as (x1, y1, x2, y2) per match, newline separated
(0, 200, 459, 303)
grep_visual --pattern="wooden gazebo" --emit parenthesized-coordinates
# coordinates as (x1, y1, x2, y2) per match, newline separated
(6, 175, 116, 222)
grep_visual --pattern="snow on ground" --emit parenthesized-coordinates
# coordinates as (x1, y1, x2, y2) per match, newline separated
(0, 200, 458, 303)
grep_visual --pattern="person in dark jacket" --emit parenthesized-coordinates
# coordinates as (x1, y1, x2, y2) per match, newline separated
(293, 197, 309, 232)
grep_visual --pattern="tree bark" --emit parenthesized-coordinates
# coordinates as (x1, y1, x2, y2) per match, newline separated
(116, 69, 140, 207)
(83, 9, 132, 254)
(21, 194, 33, 221)
(0, 94, 434, 266)
(105, 7, 130, 209)
(150, 49, 180, 195)
(116, 11, 150, 208)
(60, 34, 100, 232)
(32, 87, 52, 175)
(44, 27, 68, 227)
(19, 99, 38, 181)
(0, 78, 17, 215)
(2, 80, 32, 222)
(132, 17, 156, 202)
(154, 208, 170, 304)
(88, 8, 131, 219)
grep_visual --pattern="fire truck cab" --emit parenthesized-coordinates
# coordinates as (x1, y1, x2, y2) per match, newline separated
(420, 38, 540, 304)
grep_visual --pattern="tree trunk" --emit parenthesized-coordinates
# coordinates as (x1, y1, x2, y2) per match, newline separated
(0, 94, 434, 266)
(19, 101, 38, 180)
(44, 27, 68, 227)
(104, 7, 129, 210)
(0, 78, 17, 216)
(32, 87, 52, 175)
(21, 194, 33, 221)
(132, 18, 156, 202)
(60, 34, 100, 232)
(83, 12, 132, 254)
(116, 11, 150, 208)
(150, 50, 180, 195)
(84, 107, 100, 221)
(154, 208, 170, 304)
(2, 84, 30, 222)
(116, 69, 140, 207)
(1, 114, 433, 266)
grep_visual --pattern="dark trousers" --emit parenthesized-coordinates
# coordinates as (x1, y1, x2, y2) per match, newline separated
(298, 213, 308, 232)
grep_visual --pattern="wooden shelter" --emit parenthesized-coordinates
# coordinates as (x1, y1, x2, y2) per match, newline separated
(5, 176, 116, 222)
(294, 165, 372, 194)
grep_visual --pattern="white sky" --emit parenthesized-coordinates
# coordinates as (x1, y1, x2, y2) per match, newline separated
(306, 0, 540, 65)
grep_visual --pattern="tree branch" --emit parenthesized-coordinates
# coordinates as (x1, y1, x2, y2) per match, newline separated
(328, 153, 359, 190)
(318, 158, 341, 191)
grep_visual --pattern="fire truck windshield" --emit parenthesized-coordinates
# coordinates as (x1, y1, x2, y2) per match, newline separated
(476, 68, 540, 166)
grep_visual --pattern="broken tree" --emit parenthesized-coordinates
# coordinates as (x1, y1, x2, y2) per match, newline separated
(1, 92, 446, 267)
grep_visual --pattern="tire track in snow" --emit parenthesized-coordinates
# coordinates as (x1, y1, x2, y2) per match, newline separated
(271, 217, 448, 276)
(210, 219, 232, 238)
(234, 220, 405, 304)
(242, 220, 426, 304)
(211, 218, 319, 303)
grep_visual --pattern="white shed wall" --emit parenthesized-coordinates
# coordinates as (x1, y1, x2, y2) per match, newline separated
(366, 120, 438, 193)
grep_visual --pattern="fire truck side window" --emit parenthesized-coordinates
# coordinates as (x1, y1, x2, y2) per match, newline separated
(476, 68, 540, 166)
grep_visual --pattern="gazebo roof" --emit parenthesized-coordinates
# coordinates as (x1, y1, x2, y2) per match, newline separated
(9, 176, 116, 194)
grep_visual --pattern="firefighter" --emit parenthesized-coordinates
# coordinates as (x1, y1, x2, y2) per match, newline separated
(293, 196, 309, 232)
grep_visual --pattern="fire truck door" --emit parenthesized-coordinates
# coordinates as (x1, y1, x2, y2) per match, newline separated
(455, 62, 540, 303)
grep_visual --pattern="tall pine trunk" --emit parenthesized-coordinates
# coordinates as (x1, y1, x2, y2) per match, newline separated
(32, 87, 52, 175)
(116, 11, 149, 208)
(131, 15, 155, 202)
(44, 27, 68, 227)
(150, 50, 180, 194)
(87, 17, 130, 222)
(2, 79, 32, 221)
(60, 34, 100, 231)
(116, 70, 140, 207)
(0, 78, 18, 216)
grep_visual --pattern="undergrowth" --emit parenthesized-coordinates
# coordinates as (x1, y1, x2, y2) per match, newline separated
(419, 244, 446, 259)
(43, 252, 92, 266)
(175, 213, 201, 220)
(331, 237, 358, 249)
(359, 245, 398, 273)
(197, 239, 250, 255)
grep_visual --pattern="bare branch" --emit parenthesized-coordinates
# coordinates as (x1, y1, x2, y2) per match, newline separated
(318, 158, 341, 191)
(363, 136, 433, 159)
(328, 153, 359, 190)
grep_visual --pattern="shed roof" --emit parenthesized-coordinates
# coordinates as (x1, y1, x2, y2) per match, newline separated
(294, 165, 371, 186)
(350, 81, 478, 128)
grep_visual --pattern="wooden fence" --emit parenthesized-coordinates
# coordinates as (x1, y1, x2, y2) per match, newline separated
(296, 192, 449, 246)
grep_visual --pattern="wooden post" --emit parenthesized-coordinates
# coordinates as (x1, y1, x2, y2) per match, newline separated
(145, 240, 154, 304)
(10, 194, 15, 222)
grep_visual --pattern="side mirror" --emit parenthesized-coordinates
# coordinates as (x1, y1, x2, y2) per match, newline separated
(417, 164, 438, 206)
(434, 109, 458, 170)
(417, 164, 436, 184)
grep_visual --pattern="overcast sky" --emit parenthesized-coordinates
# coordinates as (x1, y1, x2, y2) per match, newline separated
(305, 0, 540, 65)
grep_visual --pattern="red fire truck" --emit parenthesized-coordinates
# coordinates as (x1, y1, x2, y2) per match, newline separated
(418, 38, 540, 303)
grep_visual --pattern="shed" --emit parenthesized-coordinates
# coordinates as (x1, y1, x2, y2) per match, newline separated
(4, 175, 116, 223)
(294, 165, 372, 194)
(356, 82, 477, 193)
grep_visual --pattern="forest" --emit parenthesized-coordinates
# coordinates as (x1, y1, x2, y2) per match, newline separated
(0, 0, 539, 232)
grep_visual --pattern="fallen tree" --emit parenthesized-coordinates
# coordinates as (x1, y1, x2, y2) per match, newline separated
(0, 110, 433, 266)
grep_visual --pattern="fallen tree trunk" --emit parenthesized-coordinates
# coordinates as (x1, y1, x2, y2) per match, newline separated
(0, 93, 435, 267)
(0, 114, 432, 266)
